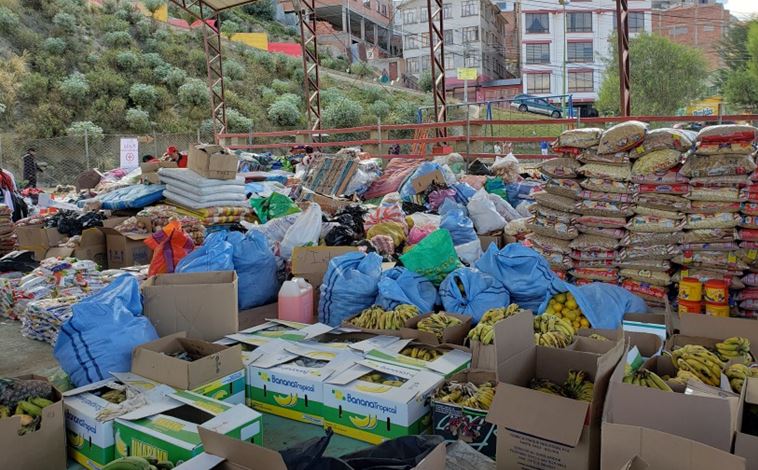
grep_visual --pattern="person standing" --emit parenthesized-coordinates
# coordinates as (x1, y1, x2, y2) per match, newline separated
(540, 141, 549, 156)
(22, 147, 42, 188)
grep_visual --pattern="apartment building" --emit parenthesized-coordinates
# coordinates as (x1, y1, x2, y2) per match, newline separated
(520, 0, 652, 114)
(395, 0, 511, 86)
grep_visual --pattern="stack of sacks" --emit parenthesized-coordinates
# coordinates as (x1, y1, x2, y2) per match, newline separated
(0, 205, 15, 256)
(621, 128, 694, 306)
(526, 128, 603, 277)
(158, 167, 246, 209)
(674, 125, 757, 313)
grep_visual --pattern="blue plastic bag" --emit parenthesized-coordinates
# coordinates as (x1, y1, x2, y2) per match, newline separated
(228, 231, 280, 310)
(54, 275, 158, 387)
(475, 244, 563, 312)
(538, 280, 648, 329)
(452, 182, 477, 205)
(375, 267, 438, 313)
(176, 231, 234, 273)
(440, 208, 477, 245)
(399, 162, 445, 200)
(319, 252, 383, 326)
(439, 198, 466, 217)
(439, 268, 509, 324)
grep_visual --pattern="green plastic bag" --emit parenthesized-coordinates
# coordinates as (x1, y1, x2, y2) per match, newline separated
(400, 229, 462, 285)
(249, 193, 301, 223)
(484, 178, 509, 203)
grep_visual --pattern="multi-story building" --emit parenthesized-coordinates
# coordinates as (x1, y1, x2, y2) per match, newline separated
(519, 0, 652, 115)
(652, 1, 731, 71)
(395, 0, 511, 90)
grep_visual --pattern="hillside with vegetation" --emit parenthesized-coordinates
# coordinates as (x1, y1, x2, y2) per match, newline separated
(0, 0, 426, 140)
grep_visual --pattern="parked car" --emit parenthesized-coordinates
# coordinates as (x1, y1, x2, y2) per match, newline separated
(511, 94, 563, 118)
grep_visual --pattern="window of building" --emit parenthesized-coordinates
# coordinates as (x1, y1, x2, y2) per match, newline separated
(526, 73, 550, 93)
(525, 43, 550, 64)
(525, 13, 549, 34)
(407, 57, 420, 74)
(461, 0, 479, 17)
(568, 71, 594, 92)
(420, 6, 428, 22)
(629, 11, 645, 33)
(381, 4, 387, 16)
(443, 3, 452, 19)
(421, 55, 431, 71)
(403, 9, 416, 24)
(567, 12, 592, 33)
(670, 25, 688, 36)
(465, 54, 480, 68)
(405, 34, 419, 49)
(421, 32, 430, 47)
(363, 0, 370, 9)
(376, 1, 380, 12)
(567, 41, 593, 62)
(462, 26, 479, 42)
(445, 52, 455, 70)
(444, 29, 454, 45)
(703, 25, 714, 32)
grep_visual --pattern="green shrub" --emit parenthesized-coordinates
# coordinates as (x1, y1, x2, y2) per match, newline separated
(369, 100, 390, 120)
(221, 20, 239, 39)
(42, 37, 66, 55)
(177, 78, 209, 108)
(52, 12, 77, 33)
(66, 121, 104, 139)
(224, 59, 245, 81)
(101, 16, 130, 32)
(242, 0, 275, 21)
(350, 62, 373, 78)
(323, 97, 363, 129)
(143, 0, 164, 14)
(103, 30, 132, 48)
(0, 6, 19, 33)
(134, 18, 152, 41)
(319, 88, 342, 106)
(226, 108, 253, 133)
(418, 72, 432, 93)
(279, 93, 300, 107)
(115, 50, 140, 71)
(259, 86, 277, 105)
(114, 5, 140, 24)
(163, 67, 188, 90)
(268, 99, 301, 127)
(142, 52, 166, 69)
(129, 83, 158, 109)
(86, 68, 128, 98)
(363, 86, 384, 103)
(18, 73, 49, 102)
(59, 72, 90, 105)
(125, 107, 151, 133)
(271, 79, 292, 95)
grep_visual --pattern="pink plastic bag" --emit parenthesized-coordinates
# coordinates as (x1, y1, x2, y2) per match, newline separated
(427, 188, 457, 212)
(408, 225, 435, 245)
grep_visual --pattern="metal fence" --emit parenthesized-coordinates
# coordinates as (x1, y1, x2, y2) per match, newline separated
(0, 132, 203, 187)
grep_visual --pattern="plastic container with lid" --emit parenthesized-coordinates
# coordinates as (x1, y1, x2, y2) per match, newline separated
(678, 277, 702, 302)
(705, 302, 729, 318)
(703, 279, 729, 304)
(278, 277, 314, 324)
(678, 300, 703, 315)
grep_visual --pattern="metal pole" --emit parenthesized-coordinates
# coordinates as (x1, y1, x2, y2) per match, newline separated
(0, 136, 4, 168)
(377, 116, 383, 155)
(464, 78, 470, 159)
(616, 0, 631, 116)
(562, 0, 567, 114)
(153, 130, 159, 157)
(84, 128, 91, 169)
(197, 128, 201, 144)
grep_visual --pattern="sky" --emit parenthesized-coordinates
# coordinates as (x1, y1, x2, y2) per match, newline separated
(726, 0, 758, 18)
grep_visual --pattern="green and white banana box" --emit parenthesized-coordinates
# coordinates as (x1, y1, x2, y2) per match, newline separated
(190, 369, 246, 405)
(62, 373, 172, 470)
(114, 389, 262, 467)
(364, 339, 472, 378)
(245, 339, 360, 426)
(226, 320, 333, 348)
(307, 331, 405, 353)
(322, 358, 444, 444)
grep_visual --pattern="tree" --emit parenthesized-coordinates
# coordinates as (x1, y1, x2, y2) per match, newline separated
(129, 83, 158, 109)
(66, 121, 104, 140)
(723, 69, 758, 110)
(226, 108, 253, 133)
(721, 21, 758, 110)
(125, 107, 151, 133)
(597, 34, 708, 116)
(268, 98, 302, 127)
(0, 7, 20, 34)
(220, 20, 239, 40)
(178, 79, 209, 108)
(418, 72, 433, 93)
(323, 97, 363, 129)
(369, 100, 390, 121)
(242, 0, 275, 21)
(52, 12, 77, 34)
(59, 72, 90, 105)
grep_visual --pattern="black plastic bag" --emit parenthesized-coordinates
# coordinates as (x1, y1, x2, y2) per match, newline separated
(333, 205, 367, 239)
(402, 201, 426, 215)
(279, 428, 335, 470)
(0, 250, 39, 273)
(468, 160, 492, 176)
(324, 225, 357, 246)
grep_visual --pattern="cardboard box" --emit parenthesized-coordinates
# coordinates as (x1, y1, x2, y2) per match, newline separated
(431, 369, 497, 457)
(226, 320, 333, 348)
(103, 225, 152, 269)
(245, 340, 359, 426)
(46, 227, 107, 267)
(132, 332, 245, 404)
(142, 272, 239, 341)
(735, 377, 758, 470)
(141, 161, 177, 185)
(0, 375, 66, 470)
(16, 224, 68, 260)
(411, 169, 445, 193)
(238, 302, 278, 331)
(63, 373, 169, 469)
(604, 352, 739, 451)
(114, 390, 262, 466)
(577, 327, 663, 359)
(602, 423, 746, 470)
(188, 144, 238, 180)
(175, 426, 446, 470)
(364, 339, 471, 378)
(478, 232, 504, 251)
(323, 358, 444, 444)
(486, 310, 624, 470)
(470, 341, 496, 371)
(308, 331, 405, 353)
(676, 314, 758, 357)
(291, 245, 359, 289)
(402, 313, 472, 346)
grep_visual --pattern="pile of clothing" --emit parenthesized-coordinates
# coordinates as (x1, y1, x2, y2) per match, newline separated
(0, 205, 15, 256)
(116, 205, 206, 246)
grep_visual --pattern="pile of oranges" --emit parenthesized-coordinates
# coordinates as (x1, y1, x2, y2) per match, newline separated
(544, 292, 590, 331)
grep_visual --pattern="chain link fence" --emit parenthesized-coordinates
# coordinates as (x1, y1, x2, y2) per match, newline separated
(0, 132, 204, 187)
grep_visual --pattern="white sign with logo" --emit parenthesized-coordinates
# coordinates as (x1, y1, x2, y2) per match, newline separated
(120, 138, 139, 169)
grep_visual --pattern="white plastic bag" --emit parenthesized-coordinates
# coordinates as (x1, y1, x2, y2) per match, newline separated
(280, 203, 323, 258)
(455, 239, 483, 266)
(487, 192, 521, 222)
(467, 189, 506, 234)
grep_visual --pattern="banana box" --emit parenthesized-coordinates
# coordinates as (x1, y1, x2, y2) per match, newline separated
(114, 390, 262, 467)
(322, 358, 444, 444)
(226, 320, 333, 348)
(246, 339, 360, 426)
(364, 340, 472, 378)
(307, 330, 405, 353)
(430, 369, 497, 458)
(62, 373, 174, 470)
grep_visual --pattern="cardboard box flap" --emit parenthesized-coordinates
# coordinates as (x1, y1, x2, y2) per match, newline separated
(411, 169, 445, 193)
(147, 271, 237, 287)
(494, 310, 534, 367)
(291, 246, 359, 275)
(621, 456, 649, 470)
(415, 442, 446, 470)
(198, 426, 286, 469)
(677, 314, 758, 355)
(487, 382, 588, 447)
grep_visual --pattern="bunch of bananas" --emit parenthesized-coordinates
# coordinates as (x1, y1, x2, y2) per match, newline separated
(623, 368, 673, 392)
(435, 380, 496, 411)
(467, 304, 525, 345)
(669, 344, 725, 387)
(544, 292, 590, 331)
(533, 314, 575, 348)
(359, 372, 405, 387)
(715, 337, 753, 364)
(417, 312, 463, 341)
(101, 389, 127, 404)
(103, 456, 175, 470)
(400, 346, 442, 361)
(668, 370, 703, 386)
(0, 396, 52, 435)
(588, 333, 609, 342)
(528, 370, 594, 402)
(349, 304, 419, 330)
(725, 363, 758, 393)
